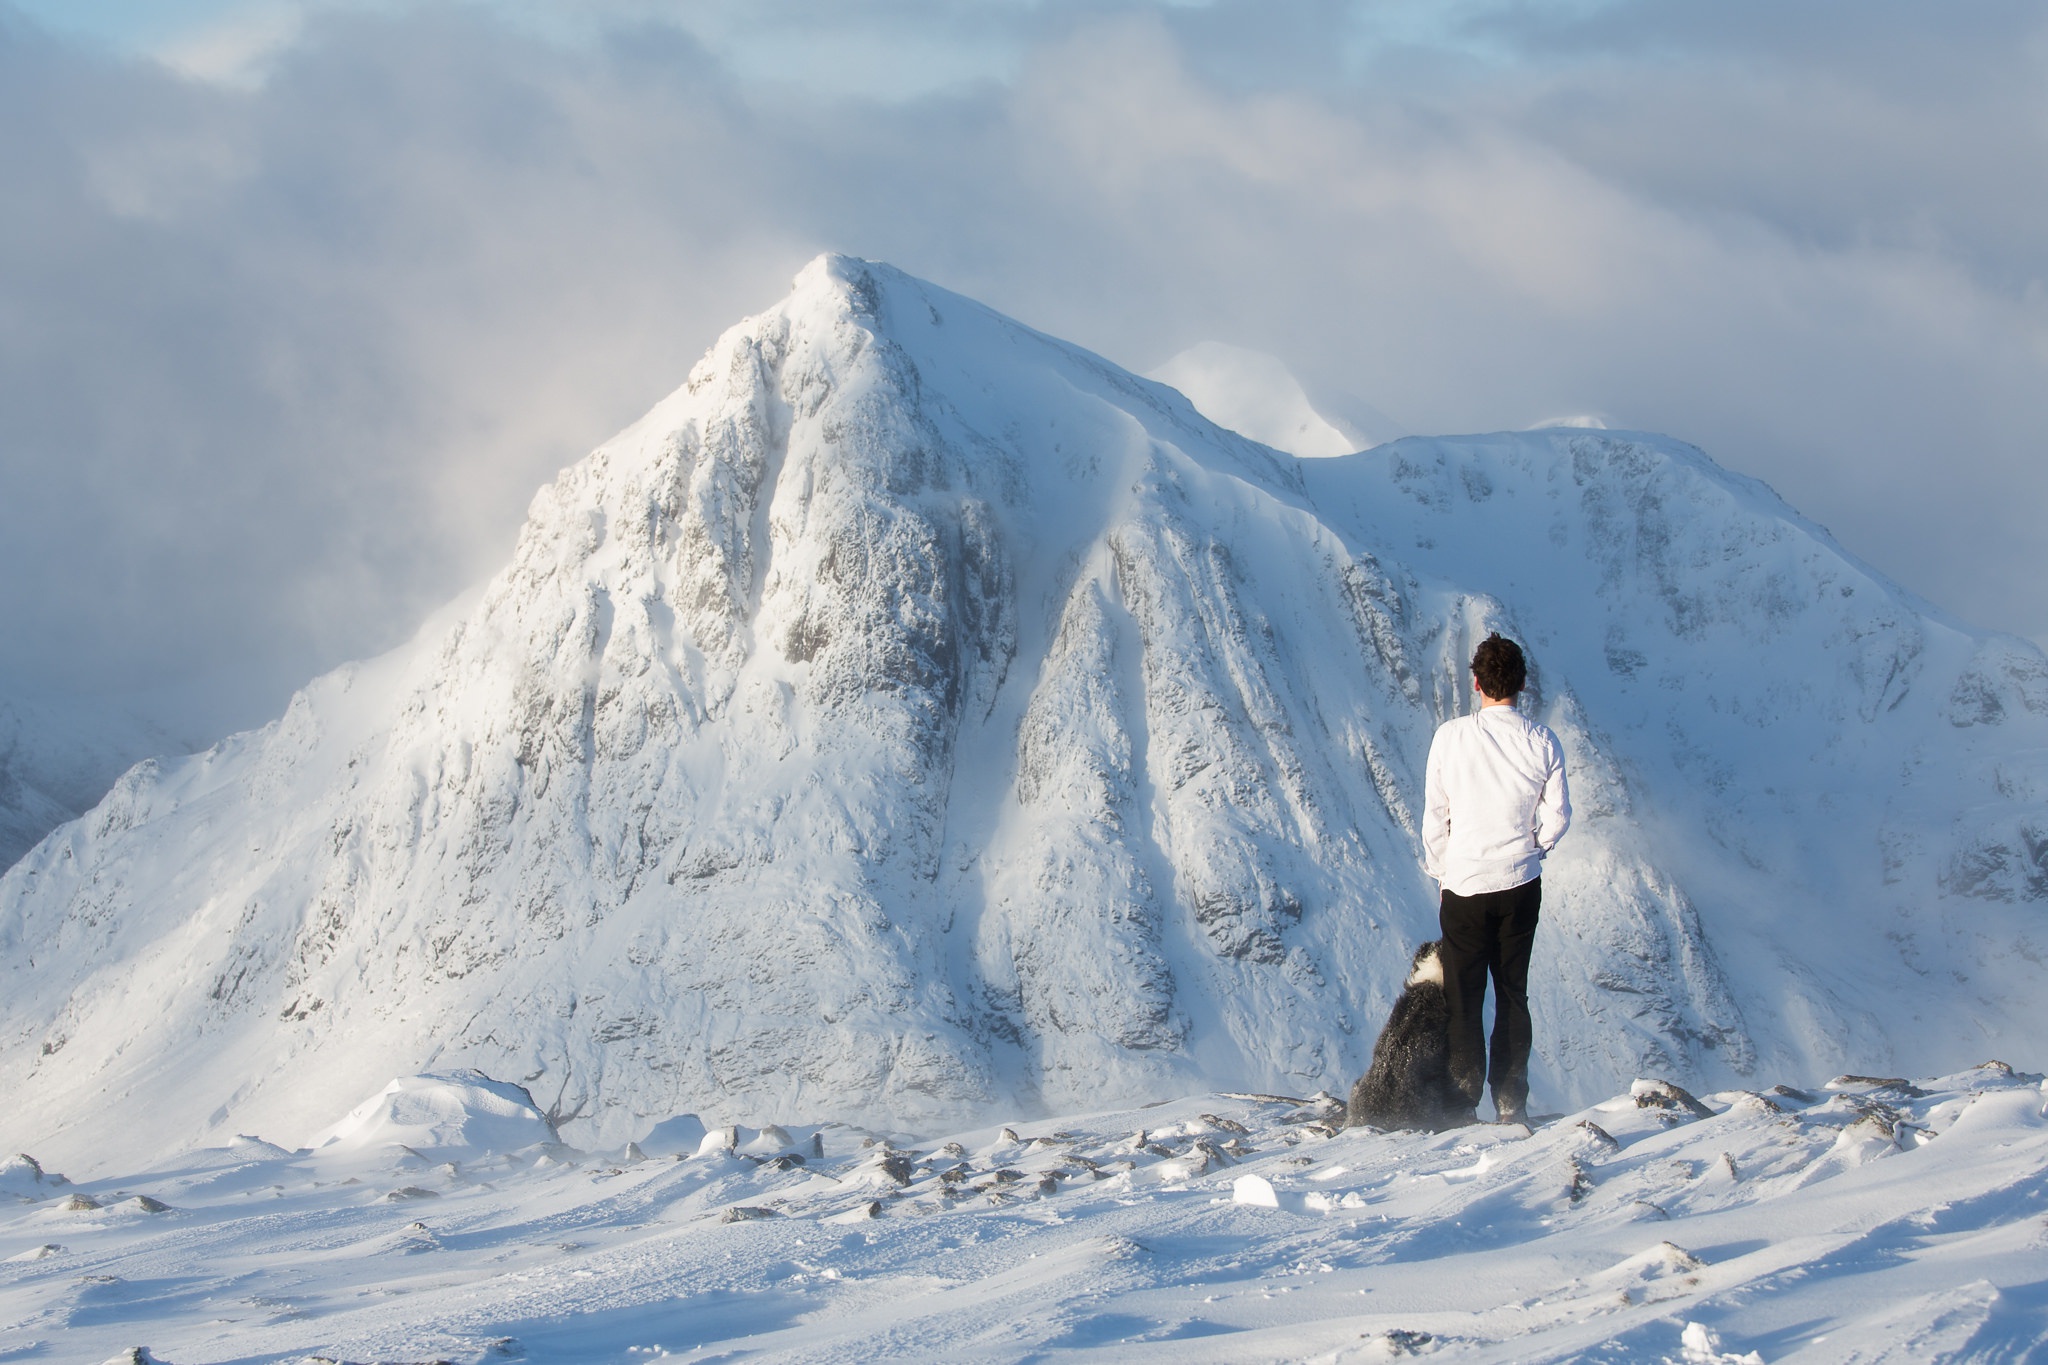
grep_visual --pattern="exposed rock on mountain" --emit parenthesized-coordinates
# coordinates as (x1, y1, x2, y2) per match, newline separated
(4, 256, 2044, 1170)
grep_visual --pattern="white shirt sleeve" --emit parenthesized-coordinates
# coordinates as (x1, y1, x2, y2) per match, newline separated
(1535, 729, 1572, 855)
(1421, 730, 1452, 882)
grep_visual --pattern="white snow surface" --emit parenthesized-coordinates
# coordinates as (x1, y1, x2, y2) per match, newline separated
(2, 1064, 2043, 1362)
(5, 255, 2048, 1175)
(1148, 340, 1402, 457)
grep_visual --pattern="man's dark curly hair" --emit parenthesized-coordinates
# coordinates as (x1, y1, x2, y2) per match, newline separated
(1471, 632, 1527, 701)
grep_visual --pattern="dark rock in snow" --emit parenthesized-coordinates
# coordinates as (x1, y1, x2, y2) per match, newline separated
(1632, 1080, 1715, 1120)
(1376, 1329, 1433, 1356)
(1828, 1075, 1928, 1098)
(1574, 1121, 1621, 1153)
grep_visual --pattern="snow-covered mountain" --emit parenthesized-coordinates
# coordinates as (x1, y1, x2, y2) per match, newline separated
(4, 256, 2045, 1173)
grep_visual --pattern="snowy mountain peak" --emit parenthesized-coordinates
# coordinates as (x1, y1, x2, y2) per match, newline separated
(4, 256, 2047, 1173)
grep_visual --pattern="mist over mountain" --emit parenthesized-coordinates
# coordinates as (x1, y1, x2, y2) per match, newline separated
(4, 257, 2044, 1173)
(1146, 341, 1404, 458)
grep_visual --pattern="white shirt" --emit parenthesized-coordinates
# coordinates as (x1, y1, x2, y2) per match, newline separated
(1421, 704, 1571, 897)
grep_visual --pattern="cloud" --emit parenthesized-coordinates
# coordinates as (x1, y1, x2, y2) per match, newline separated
(1, 0, 2044, 746)
(0, 8, 807, 733)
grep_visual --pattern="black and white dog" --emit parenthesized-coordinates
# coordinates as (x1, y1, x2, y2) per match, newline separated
(1346, 940, 1469, 1131)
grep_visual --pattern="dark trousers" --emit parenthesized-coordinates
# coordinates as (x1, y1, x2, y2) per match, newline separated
(1438, 877, 1541, 1115)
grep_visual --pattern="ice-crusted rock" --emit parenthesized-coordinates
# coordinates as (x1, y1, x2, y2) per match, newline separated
(3, 255, 2048, 1168)
(4, 1243, 65, 1261)
(0, 1153, 68, 1201)
(1632, 1079, 1717, 1120)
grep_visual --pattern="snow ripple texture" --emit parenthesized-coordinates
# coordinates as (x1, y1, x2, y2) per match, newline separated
(3, 256, 2047, 1169)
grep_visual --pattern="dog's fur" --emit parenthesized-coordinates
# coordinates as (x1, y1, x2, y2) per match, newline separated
(1346, 940, 1469, 1131)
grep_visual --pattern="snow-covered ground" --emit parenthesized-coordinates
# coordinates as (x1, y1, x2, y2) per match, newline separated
(6, 1063, 2044, 1363)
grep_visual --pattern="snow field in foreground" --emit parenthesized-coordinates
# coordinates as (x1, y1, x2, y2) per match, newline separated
(4, 1064, 2045, 1364)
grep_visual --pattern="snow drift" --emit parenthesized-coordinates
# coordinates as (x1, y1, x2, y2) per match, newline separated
(3, 255, 2046, 1170)
(310, 1071, 556, 1161)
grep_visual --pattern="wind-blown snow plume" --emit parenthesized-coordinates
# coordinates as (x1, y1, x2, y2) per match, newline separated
(3, 256, 2045, 1170)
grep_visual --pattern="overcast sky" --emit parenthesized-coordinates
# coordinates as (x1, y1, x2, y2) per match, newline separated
(4, 0, 2046, 743)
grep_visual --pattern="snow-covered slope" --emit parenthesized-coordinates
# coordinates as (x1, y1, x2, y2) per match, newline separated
(4, 1066, 2044, 1363)
(4, 256, 2045, 1173)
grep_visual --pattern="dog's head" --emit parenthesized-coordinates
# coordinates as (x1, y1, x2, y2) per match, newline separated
(1406, 939, 1444, 988)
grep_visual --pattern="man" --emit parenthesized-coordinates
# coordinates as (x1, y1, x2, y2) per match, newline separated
(1421, 632, 1571, 1126)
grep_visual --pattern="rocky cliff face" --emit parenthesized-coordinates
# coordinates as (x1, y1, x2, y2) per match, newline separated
(5, 256, 2045, 1169)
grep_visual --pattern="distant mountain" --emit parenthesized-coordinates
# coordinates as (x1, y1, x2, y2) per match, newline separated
(1148, 340, 1404, 458)
(0, 695, 175, 870)
(5, 256, 2044, 1172)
